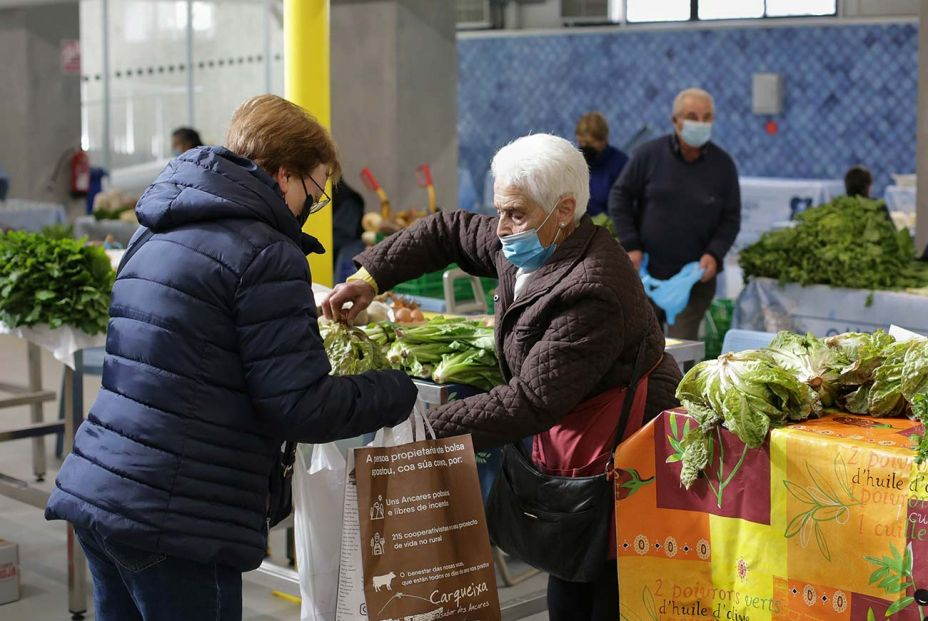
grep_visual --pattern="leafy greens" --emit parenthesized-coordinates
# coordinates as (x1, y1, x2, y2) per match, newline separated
(0, 231, 114, 335)
(739, 196, 928, 291)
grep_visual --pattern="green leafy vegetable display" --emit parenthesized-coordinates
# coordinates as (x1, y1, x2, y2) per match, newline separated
(319, 321, 393, 376)
(321, 315, 504, 391)
(0, 231, 114, 335)
(739, 196, 928, 291)
(825, 330, 897, 413)
(675, 349, 819, 488)
(867, 339, 928, 417)
(388, 316, 502, 391)
(766, 331, 848, 407)
(910, 394, 928, 465)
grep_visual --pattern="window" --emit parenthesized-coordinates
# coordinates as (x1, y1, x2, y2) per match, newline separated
(699, 0, 765, 20)
(625, 0, 690, 23)
(765, 0, 836, 17)
(624, 0, 836, 22)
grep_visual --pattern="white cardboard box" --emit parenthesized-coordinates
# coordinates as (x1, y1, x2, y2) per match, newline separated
(0, 540, 20, 605)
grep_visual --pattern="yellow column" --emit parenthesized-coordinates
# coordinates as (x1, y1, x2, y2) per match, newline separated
(284, 0, 333, 286)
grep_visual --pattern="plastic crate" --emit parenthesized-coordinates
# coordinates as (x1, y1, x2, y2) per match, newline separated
(392, 265, 497, 313)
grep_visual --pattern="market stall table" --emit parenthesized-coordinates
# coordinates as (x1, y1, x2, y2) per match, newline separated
(0, 324, 106, 620)
(734, 277, 928, 336)
(615, 410, 928, 621)
(0, 199, 67, 232)
(73, 215, 140, 247)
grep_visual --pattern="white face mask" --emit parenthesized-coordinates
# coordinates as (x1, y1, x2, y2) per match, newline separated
(680, 120, 712, 148)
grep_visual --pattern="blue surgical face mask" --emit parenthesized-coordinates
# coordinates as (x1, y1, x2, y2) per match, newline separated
(499, 205, 563, 272)
(680, 120, 712, 148)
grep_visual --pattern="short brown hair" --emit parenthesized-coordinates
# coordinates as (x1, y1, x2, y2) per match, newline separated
(575, 112, 609, 142)
(226, 94, 341, 182)
(844, 165, 872, 198)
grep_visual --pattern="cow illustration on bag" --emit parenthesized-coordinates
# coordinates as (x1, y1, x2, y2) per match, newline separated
(372, 571, 396, 592)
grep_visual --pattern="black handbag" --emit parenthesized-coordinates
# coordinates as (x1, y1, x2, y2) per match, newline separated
(486, 340, 648, 583)
(267, 440, 297, 528)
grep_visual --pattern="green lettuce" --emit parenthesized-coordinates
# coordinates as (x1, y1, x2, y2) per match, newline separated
(766, 331, 848, 406)
(675, 349, 819, 488)
(824, 330, 896, 413)
(320, 321, 394, 376)
(739, 196, 928, 291)
(868, 339, 928, 417)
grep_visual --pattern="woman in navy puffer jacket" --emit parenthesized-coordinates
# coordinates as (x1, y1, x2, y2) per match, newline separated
(46, 95, 417, 620)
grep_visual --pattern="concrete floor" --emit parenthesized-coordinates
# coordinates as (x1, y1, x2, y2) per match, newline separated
(0, 334, 548, 620)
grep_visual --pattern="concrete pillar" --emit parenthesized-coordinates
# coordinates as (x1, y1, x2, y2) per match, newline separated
(331, 0, 458, 217)
(918, 0, 928, 251)
(0, 2, 81, 202)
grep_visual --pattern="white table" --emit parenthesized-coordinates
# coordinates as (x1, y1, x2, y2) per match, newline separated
(0, 199, 67, 232)
(0, 324, 106, 619)
(733, 277, 928, 336)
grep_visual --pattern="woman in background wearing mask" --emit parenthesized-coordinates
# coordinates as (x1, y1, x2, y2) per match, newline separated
(575, 112, 628, 217)
(323, 134, 681, 619)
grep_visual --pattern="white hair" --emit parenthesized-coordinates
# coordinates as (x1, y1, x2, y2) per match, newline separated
(673, 88, 715, 116)
(490, 133, 589, 223)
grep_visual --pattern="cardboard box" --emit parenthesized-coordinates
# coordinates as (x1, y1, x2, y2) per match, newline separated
(0, 540, 20, 605)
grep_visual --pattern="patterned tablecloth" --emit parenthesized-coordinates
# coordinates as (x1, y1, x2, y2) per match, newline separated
(615, 410, 928, 621)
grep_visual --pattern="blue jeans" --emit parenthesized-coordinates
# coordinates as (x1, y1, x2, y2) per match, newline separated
(75, 527, 242, 621)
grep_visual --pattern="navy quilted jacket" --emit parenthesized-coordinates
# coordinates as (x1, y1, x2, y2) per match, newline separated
(46, 147, 417, 571)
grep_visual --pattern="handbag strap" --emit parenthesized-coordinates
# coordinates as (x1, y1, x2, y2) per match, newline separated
(509, 338, 651, 462)
(608, 338, 650, 454)
(116, 228, 154, 276)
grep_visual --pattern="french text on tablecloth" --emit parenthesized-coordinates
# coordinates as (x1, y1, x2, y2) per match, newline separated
(650, 580, 782, 619)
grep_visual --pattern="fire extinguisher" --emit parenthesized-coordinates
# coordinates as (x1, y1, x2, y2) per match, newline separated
(70, 149, 90, 197)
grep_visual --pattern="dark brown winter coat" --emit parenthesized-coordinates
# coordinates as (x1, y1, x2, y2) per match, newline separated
(355, 212, 681, 449)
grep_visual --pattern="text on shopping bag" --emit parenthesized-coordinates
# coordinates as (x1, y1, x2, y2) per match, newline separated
(355, 434, 500, 621)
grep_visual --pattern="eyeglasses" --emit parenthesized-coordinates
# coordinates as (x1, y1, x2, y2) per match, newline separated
(301, 175, 331, 214)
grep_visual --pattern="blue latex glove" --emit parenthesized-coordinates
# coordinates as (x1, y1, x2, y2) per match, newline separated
(638, 255, 705, 326)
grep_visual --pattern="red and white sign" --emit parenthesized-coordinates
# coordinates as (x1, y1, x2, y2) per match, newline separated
(60, 39, 80, 75)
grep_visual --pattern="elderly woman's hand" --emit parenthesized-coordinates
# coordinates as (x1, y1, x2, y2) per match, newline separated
(322, 280, 375, 324)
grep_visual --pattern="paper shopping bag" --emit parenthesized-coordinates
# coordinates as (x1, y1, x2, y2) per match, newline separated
(355, 434, 501, 621)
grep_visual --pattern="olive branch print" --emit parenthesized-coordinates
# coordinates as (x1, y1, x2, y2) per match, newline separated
(865, 542, 922, 618)
(783, 452, 861, 561)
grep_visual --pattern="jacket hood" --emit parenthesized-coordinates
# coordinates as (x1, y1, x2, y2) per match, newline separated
(136, 146, 324, 254)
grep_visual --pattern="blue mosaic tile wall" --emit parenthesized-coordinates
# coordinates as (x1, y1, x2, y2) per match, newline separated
(458, 22, 917, 199)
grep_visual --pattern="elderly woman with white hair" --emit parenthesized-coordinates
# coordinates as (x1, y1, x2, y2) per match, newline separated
(323, 133, 680, 618)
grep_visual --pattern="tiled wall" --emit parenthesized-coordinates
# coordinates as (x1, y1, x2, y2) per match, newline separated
(458, 22, 917, 199)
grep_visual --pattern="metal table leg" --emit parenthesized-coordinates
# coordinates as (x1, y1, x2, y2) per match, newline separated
(63, 364, 88, 619)
(27, 342, 46, 481)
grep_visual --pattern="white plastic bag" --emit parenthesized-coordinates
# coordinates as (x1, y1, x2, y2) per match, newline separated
(294, 443, 347, 621)
(335, 403, 433, 621)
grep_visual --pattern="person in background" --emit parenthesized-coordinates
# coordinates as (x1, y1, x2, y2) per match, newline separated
(46, 95, 416, 621)
(609, 87, 740, 341)
(332, 180, 366, 282)
(171, 126, 203, 156)
(845, 165, 872, 198)
(0, 167, 8, 201)
(576, 112, 628, 217)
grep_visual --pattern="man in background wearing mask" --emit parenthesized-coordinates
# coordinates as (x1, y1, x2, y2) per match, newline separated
(608, 87, 740, 340)
(575, 112, 628, 216)
(171, 126, 204, 156)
